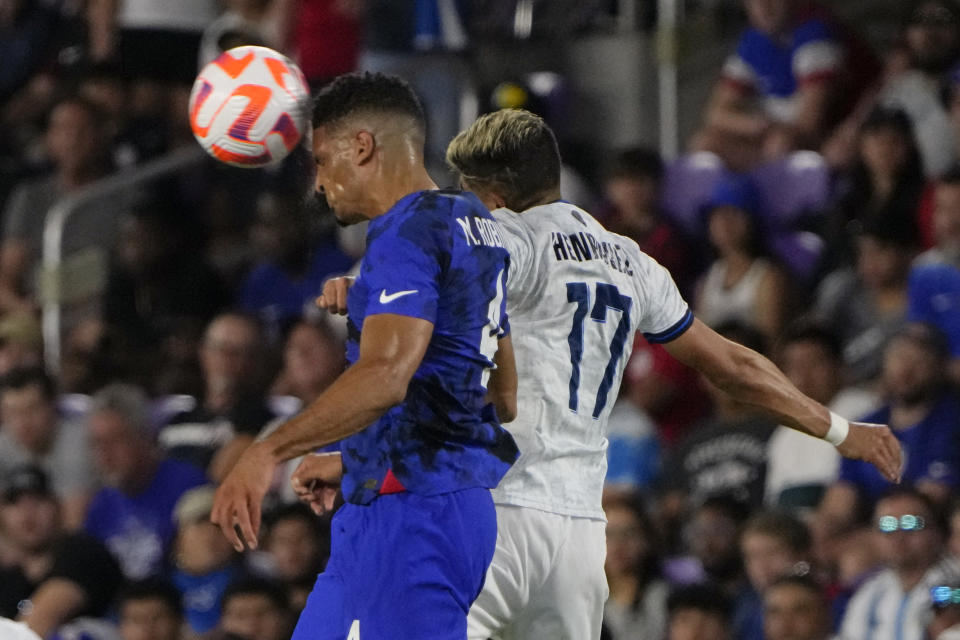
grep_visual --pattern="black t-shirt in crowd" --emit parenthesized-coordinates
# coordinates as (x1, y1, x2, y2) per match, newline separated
(0, 533, 123, 620)
(158, 397, 276, 471)
(667, 415, 777, 508)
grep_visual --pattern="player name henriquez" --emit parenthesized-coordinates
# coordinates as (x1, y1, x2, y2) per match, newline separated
(551, 231, 634, 276)
(457, 216, 505, 248)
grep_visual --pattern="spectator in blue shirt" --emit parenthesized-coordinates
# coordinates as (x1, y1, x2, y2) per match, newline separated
(239, 190, 354, 341)
(818, 323, 960, 533)
(696, 0, 878, 169)
(84, 383, 207, 580)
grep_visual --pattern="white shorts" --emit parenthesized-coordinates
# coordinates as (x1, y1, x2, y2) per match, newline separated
(467, 504, 608, 640)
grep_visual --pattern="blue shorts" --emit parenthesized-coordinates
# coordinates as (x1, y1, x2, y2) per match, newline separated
(291, 487, 497, 640)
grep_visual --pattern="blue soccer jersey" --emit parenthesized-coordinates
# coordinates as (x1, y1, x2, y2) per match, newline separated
(340, 189, 519, 505)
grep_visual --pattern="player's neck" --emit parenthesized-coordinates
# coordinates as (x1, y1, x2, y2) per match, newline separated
(369, 163, 438, 219)
(517, 187, 564, 212)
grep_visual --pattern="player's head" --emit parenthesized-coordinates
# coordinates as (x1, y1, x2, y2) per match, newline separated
(311, 72, 426, 224)
(446, 108, 562, 212)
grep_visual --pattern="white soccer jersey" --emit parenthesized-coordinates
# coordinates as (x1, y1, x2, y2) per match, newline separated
(492, 202, 691, 519)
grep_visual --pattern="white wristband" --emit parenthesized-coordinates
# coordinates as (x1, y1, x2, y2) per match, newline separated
(824, 411, 850, 446)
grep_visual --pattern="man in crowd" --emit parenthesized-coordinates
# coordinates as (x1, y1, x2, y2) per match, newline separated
(0, 465, 121, 637)
(0, 367, 95, 529)
(159, 312, 275, 480)
(841, 488, 960, 638)
(83, 383, 207, 580)
(117, 579, 184, 640)
(218, 577, 291, 640)
(819, 323, 960, 533)
(763, 574, 834, 640)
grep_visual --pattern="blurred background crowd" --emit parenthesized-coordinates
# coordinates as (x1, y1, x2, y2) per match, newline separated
(3, 0, 960, 639)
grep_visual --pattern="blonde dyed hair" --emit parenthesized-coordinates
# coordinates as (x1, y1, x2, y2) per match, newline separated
(446, 109, 561, 211)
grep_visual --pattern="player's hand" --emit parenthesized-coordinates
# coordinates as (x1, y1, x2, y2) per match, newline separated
(316, 277, 354, 315)
(836, 422, 903, 484)
(211, 441, 275, 551)
(291, 452, 343, 516)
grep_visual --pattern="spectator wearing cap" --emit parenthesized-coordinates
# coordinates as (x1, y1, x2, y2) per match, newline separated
(695, 0, 879, 169)
(879, 0, 960, 176)
(83, 384, 207, 581)
(0, 367, 95, 530)
(734, 511, 814, 640)
(765, 322, 879, 511)
(819, 324, 960, 534)
(694, 175, 788, 342)
(666, 583, 731, 640)
(841, 488, 960, 640)
(813, 217, 915, 382)
(763, 574, 834, 640)
(169, 485, 242, 636)
(0, 465, 121, 638)
(909, 167, 960, 384)
(118, 579, 184, 640)
(217, 576, 291, 640)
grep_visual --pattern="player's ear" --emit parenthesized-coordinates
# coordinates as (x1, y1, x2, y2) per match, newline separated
(354, 130, 375, 165)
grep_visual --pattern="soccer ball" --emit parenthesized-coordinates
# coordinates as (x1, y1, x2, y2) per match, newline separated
(189, 46, 311, 168)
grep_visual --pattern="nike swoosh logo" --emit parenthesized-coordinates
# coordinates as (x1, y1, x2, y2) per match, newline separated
(379, 289, 418, 303)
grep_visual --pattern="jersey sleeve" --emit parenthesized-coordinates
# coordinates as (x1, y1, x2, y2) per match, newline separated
(634, 251, 693, 344)
(792, 19, 843, 84)
(358, 213, 447, 323)
(721, 32, 760, 93)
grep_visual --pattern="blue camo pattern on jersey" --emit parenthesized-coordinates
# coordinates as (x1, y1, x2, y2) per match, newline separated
(341, 189, 519, 504)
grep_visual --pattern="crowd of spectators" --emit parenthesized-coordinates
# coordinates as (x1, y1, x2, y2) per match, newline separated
(5, 1, 960, 639)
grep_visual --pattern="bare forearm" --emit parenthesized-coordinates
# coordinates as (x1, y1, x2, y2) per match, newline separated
(262, 360, 405, 462)
(708, 343, 829, 437)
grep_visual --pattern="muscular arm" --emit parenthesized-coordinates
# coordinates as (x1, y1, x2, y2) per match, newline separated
(261, 313, 431, 461)
(20, 578, 86, 637)
(665, 319, 902, 480)
(486, 335, 517, 423)
(791, 80, 836, 146)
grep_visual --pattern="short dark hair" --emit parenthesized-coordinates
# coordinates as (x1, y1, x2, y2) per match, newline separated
(447, 108, 561, 211)
(940, 164, 960, 188)
(0, 367, 57, 401)
(223, 576, 289, 612)
(605, 147, 664, 182)
(311, 72, 425, 133)
(778, 320, 843, 362)
(119, 579, 183, 618)
(264, 502, 323, 533)
(765, 573, 828, 604)
(742, 511, 812, 554)
(876, 485, 946, 531)
(667, 583, 731, 621)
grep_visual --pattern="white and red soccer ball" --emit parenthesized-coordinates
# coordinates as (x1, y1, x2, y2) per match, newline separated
(189, 46, 311, 168)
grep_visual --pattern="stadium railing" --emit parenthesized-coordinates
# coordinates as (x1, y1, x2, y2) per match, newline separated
(40, 146, 207, 377)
